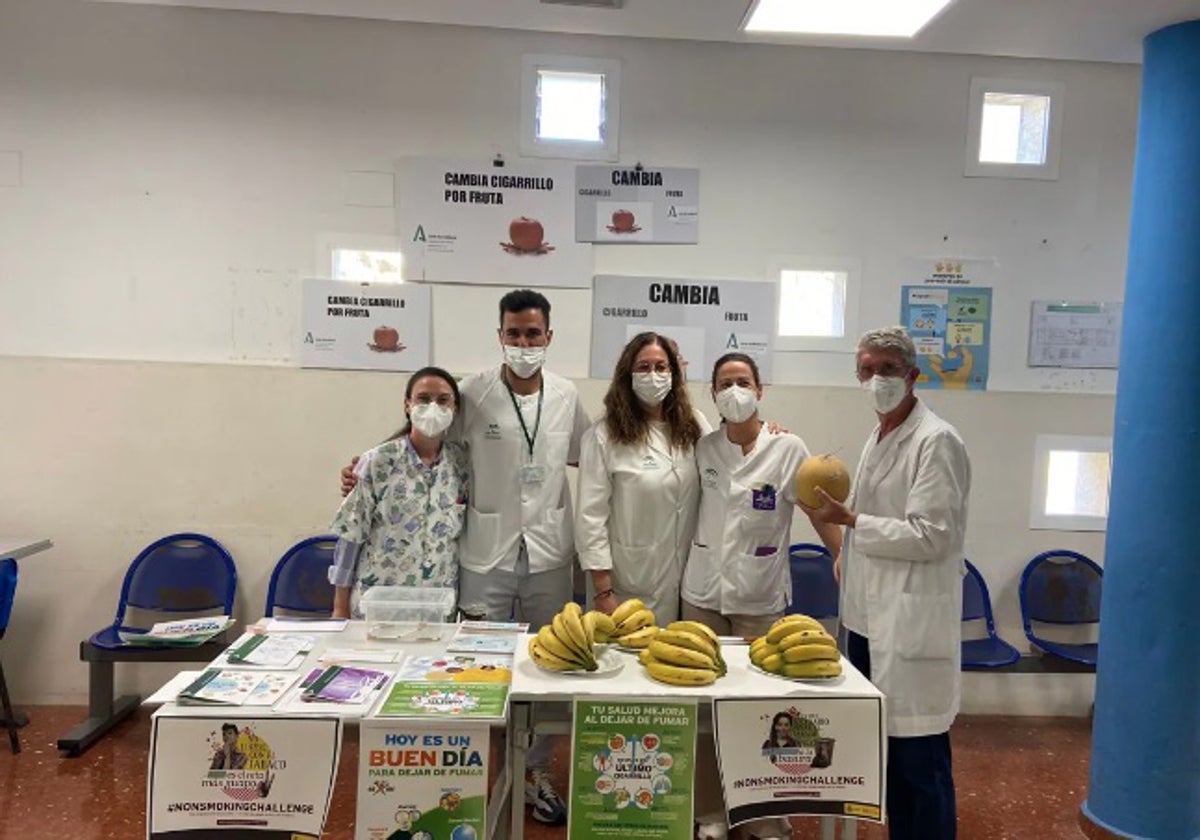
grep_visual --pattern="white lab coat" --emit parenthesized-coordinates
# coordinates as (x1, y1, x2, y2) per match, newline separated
(455, 367, 590, 576)
(680, 426, 811, 616)
(574, 411, 712, 624)
(840, 400, 971, 738)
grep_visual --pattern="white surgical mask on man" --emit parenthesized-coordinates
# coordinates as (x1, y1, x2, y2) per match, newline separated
(409, 403, 454, 438)
(863, 375, 908, 415)
(715, 385, 758, 424)
(631, 372, 672, 407)
(503, 345, 546, 379)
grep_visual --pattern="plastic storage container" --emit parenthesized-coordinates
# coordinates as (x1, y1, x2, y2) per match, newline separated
(360, 586, 456, 641)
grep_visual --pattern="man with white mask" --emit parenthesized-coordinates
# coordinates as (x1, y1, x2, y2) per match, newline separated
(802, 326, 971, 840)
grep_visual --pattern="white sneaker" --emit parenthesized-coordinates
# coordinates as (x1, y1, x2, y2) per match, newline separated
(525, 769, 567, 825)
(695, 812, 729, 839)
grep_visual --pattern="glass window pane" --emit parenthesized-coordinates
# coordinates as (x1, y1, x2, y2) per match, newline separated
(778, 270, 847, 337)
(332, 249, 403, 282)
(980, 92, 1050, 165)
(1045, 449, 1111, 517)
(537, 70, 604, 142)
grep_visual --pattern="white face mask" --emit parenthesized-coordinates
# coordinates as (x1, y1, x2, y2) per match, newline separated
(631, 371, 672, 407)
(715, 385, 758, 423)
(409, 402, 454, 438)
(503, 344, 546, 379)
(863, 375, 908, 414)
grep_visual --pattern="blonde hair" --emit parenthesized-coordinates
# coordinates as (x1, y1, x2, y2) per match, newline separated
(857, 327, 917, 369)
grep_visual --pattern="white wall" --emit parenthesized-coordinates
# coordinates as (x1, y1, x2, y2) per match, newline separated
(0, 0, 1131, 705)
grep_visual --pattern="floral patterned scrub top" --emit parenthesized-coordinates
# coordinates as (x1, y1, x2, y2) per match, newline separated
(330, 437, 470, 617)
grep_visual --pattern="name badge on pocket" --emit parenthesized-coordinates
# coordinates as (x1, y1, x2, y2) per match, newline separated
(519, 463, 547, 485)
(751, 483, 777, 510)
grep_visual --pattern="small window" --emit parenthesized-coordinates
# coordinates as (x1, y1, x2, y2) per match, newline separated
(772, 257, 861, 352)
(332, 249, 403, 283)
(966, 78, 1064, 180)
(1031, 435, 1112, 531)
(521, 55, 620, 160)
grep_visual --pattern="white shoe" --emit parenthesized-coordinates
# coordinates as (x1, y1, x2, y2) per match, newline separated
(695, 811, 729, 839)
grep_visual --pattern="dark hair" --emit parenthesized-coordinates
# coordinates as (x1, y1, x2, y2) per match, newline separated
(603, 332, 702, 450)
(386, 366, 461, 441)
(768, 712, 792, 740)
(710, 352, 762, 389)
(221, 723, 239, 736)
(498, 289, 551, 327)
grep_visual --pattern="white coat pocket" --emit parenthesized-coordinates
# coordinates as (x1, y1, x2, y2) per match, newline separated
(732, 548, 785, 611)
(895, 592, 958, 660)
(464, 508, 500, 563)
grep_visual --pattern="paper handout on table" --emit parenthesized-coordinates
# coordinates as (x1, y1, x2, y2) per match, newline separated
(176, 669, 301, 707)
(318, 648, 401, 665)
(118, 616, 234, 647)
(258, 617, 349, 633)
(375, 680, 509, 719)
(396, 653, 513, 683)
(213, 632, 317, 670)
(302, 665, 392, 704)
(446, 620, 530, 654)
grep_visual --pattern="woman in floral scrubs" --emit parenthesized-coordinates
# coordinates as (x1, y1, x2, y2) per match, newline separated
(329, 367, 470, 619)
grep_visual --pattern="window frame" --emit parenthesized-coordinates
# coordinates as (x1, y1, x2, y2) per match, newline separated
(965, 77, 1064, 181)
(1030, 434, 1112, 531)
(770, 255, 862, 353)
(520, 54, 620, 161)
(316, 232, 405, 283)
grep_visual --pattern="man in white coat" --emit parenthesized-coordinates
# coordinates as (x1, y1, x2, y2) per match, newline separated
(802, 326, 970, 840)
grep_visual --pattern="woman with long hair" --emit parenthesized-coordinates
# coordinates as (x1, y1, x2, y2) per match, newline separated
(575, 332, 711, 624)
(328, 366, 470, 619)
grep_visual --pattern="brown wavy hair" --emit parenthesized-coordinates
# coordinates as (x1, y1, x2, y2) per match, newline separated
(604, 332, 702, 450)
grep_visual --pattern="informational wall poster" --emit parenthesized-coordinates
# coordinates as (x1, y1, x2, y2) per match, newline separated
(147, 715, 342, 840)
(396, 157, 591, 287)
(1028, 301, 1122, 369)
(591, 275, 776, 382)
(299, 278, 431, 372)
(713, 697, 885, 826)
(575, 166, 700, 244)
(900, 285, 992, 390)
(356, 721, 489, 840)
(568, 699, 697, 840)
(904, 256, 997, 286)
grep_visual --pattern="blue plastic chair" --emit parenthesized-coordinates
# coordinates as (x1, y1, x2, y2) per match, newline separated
(1019, 550, 1103, 666)
(1, 558, 20, 752)
(785, 543, 839, 619)
(961, 559, 1020, 669)
(265, 536, 336, 617)
(89, 532, 238, 650)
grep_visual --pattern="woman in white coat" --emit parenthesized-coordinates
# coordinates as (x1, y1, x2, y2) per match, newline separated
(575, 332, 711, 624)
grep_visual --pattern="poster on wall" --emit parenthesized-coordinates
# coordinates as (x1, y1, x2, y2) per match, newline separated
(590, 275, 776, 382)
(568, 698, 697, 840)
(147, 715, 342, 840)
(575, 165, 700, 244)
(356, 720, 489, 840)
(904, 256, 997, 286)
(395, 157, 592, 287)
(900, 285, 992, 390)
(713, 697, 885, 826)
(1028, 300, 1122, 369)
(299, 278, 431, 372)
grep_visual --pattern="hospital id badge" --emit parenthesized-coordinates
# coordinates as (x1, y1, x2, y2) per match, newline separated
(519, 463, 547, 485)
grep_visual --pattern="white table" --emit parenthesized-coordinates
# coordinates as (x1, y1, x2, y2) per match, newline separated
(507, 637, 883, 840)
(0, 537, 51, 753)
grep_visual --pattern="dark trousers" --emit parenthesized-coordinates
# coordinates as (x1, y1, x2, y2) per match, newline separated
(847, 631, 957, 840)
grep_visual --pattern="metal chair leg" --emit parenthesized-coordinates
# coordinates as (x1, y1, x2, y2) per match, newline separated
(0, 658, 20, 754)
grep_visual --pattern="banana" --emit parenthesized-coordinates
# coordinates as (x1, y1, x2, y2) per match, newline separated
(616, 625, 659, 649)
(561, 602, 592, 652)
(750, 643, 778, 667)
(554, 613, 595, 667)
(749, 636, 770, 655)
(582, 611, 600, 647)
(649, 639, 718, 671)
(529, 637, 590, 672)
(666, 620, 719, 646)
(614, 608, 655, 637)
(781, 659, 842, 679)
(638, 648, 658, 666)
(610, 598, 646, 628)
(654, 629, 717, 661)
(778, 629, 837, 651)
(782, 643, 841, 664)
(587, 610, 616, 642)
(645, 661, 717, 686)
(765, 615, 823, 644)
(761, 653, 784, 673)
(537, 624, 581, 664)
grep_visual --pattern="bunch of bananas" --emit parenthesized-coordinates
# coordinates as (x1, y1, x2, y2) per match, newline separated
(527, 602, 617, 673)
(608, 598, 659, 649)
(638, 621, 726, 686)
(750, 614, 842, 679)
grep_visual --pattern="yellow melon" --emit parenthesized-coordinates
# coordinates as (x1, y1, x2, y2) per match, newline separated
(795, 454, 851, 508)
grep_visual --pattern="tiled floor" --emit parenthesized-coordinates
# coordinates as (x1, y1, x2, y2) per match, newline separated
(0, 707, 1090, 839)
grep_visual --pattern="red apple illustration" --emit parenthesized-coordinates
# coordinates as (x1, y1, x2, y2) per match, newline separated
(612, 209, 636, 232)
(509, 217, 545, 252)
(373, 325, 400, 350)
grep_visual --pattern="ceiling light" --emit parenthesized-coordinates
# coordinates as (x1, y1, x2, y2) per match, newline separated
(741, 0, 956, 38)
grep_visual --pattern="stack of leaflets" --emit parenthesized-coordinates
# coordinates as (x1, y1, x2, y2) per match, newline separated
(176, 669, 300, 706)
(301, 665, 391, 704)
(215, 632, 317, 670)
(445, 620, 529, 655)
(118, 616, 234, 647)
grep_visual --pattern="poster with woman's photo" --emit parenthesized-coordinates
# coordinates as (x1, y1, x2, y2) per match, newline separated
(712, 697, 885, 826)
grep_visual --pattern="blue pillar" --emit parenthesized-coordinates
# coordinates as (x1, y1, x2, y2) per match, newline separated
(1082, 19, 1200, 840)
